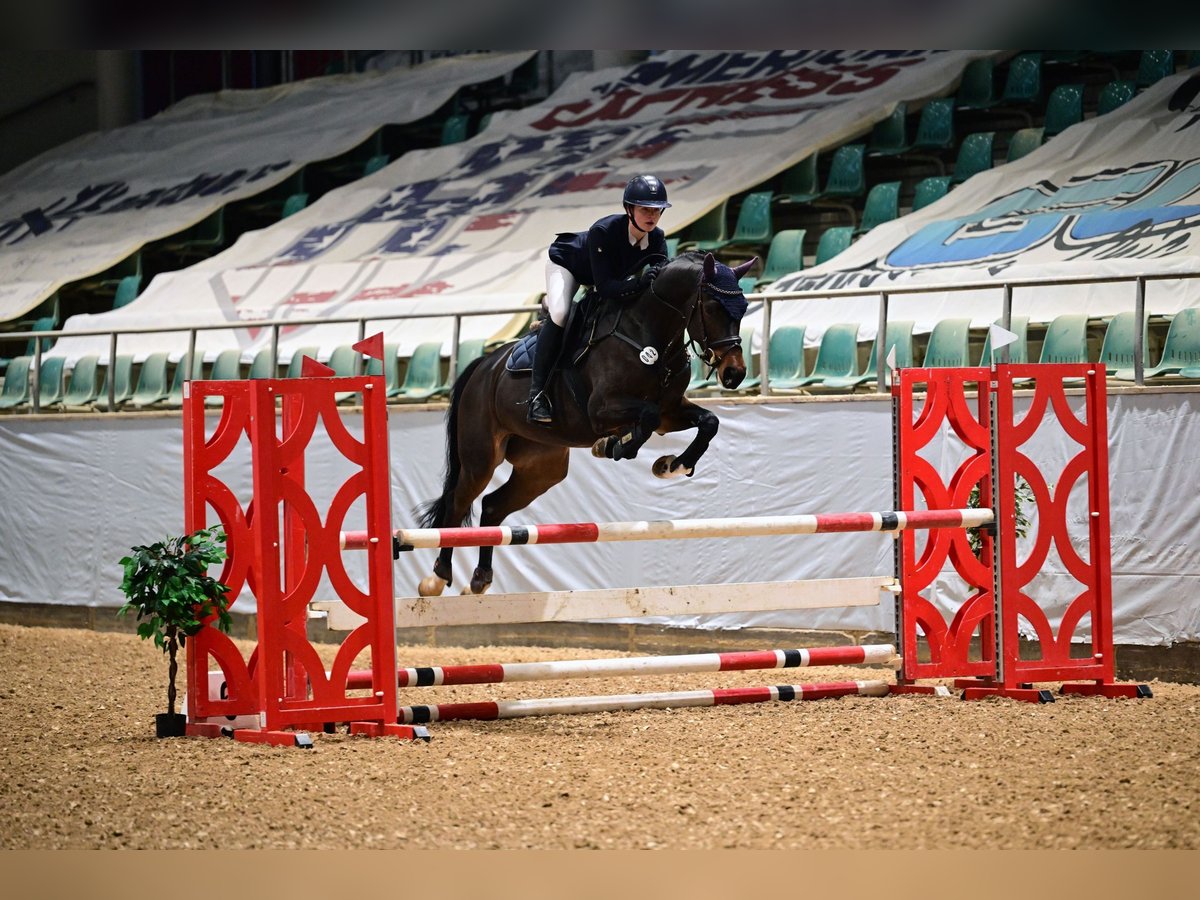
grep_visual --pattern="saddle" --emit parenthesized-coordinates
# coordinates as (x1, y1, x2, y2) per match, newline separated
(505, 288, 603, 375)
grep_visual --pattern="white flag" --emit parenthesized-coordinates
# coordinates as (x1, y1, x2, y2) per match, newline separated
(885, 345, 897, 372)
(987, 323, 1020, 363)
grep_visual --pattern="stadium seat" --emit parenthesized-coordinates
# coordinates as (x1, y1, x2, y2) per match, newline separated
(821, 144, 867, 199)
(814, 227, 854, 266)
(203, 349, 245, 406)
(327, 344, 359, 377)
(1146, 308, 1200, 378)
(1097, 311, 1149, 381)
(910, 99, 956, 152)
(248, 348, 277, 379)
(1042, 84, 1084, 139)
(692, 191, 773, 253)
(854, 181, 901, 235)
(454, 338, 487, 379)
(757, 325, 807, 392)
(665, 238, 680, 259)
(1037, 314, 1089, 364)
(280, 193, 309, 218)
(738, 277, 757, 295)
(1006, 128, 1044, 162)
(61, 355, 101, 408)
(775, 153, 820, 204)
(912, 176, 953, 212)
(679, 200, 728, 248)
(978, 317, 1030, 365)
(921, 318, 972, 368)
(1098, 80, 1136, 116)
(956, 57, 999, 110)
(97, 355, 135, 409)
(1136, 50, 1175, 88)
(362, 154, 390, 176)
(790, 323, 860, 388)
(73, 251, 141, 298)
(23, 317, 57, 356)
(756, 229, 806, 287)
(441, 113, 471, 145)
(396, 342, 446, 401)
(162, 354, 204, 409)
(285, 346, 321, 378)
(1000, 52, 1043, 109)
(950, 132, 995, 185)
(867, 102, 912, 156)
(111, 275, 142, 309)
(824, 320, 916, 391)
(129, 353, 171, 408)
(30, 356, 65, 408)
(365, 343, 402, 396)
(0, 356, 31, 410)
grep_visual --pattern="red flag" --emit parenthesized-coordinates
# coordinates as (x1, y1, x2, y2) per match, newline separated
(353, 332, 385, 361)
(300, 355, 335, 377)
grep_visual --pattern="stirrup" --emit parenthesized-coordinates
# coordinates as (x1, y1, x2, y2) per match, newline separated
(527, 391, 554, 424)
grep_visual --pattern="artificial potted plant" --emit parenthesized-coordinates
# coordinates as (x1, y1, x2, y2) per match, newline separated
(118, 527, 233, 738)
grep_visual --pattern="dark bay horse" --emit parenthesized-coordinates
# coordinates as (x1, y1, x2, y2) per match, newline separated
(415, 251, 754, 596)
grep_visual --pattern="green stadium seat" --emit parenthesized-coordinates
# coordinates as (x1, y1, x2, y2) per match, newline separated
(327, 344, 359, 377)
(679, 200, 728, 248)
(129, 353, 171, 408)
(910, 99, 956, 152)
(791, 323, 860, 388)
(248, 348, 277, 379)
(24, 317, 58, 355)
(74, 251, 141, 298)
(0, 356, 31, 410)
(1097, 311, 1149, 381)
(978, 317, 1030, 365)
(1006, 128, 1044, 163)
(454, 338, 486, 380)
(854, 181, 900, 235)
(824, 320, 916, 390)
(441, 113, 470, 145)
(1146, 308, 1200, 378)
(362, 154, 390, 176)
(280, 192, 309, 218)
(1137, 50, 1175, 88)
(912, 176, 953, 212)
(867, 102, 912, 156)
(366, 343, 402, 396)
(1037, 314, 1089, 364)
(1043, 84, 1084, 139)
(951, 132, 995, 185)
(396, 342, 446, 401)
(757, 229, 806, 287)
(665, 238, 680, 259)
(822, 144, 867, 199)
(112, 275, 142, 309)
(162, 354, 204, 409)
(97, 355, 135, 409)
(1097, 80, 1136, 116)
(956, 58, 999, 110)
(922, 318, 972, 368)
(738, 277, 757, 295)
(61, 355, 101, 408)
(814, 226, 854, 266)
(775, 153, 820, 204)
(31, 356, 66, 407)
(285, 346, 321, 378)
(203, 349, 245, 407)
(692, 191, 773, 252)
(758, 326, 807, 392)
(1001, 52, 1043, 107)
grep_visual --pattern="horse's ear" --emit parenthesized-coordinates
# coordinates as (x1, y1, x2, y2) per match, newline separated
(703, 253, 717, 279)
(732, 257, 758, 279)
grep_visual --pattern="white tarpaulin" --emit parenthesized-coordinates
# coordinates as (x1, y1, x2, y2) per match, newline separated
(0, 51, 536, 322)
(47, 50, 992, 363)
(759, 68, 1200, 344)
(0, 393, 1197, 647)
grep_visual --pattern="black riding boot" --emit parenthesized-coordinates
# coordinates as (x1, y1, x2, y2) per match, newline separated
(527, 320, 564, 424)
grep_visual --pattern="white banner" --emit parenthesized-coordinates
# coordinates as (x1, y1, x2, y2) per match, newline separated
(762, 69, 1200, 342)
(0, 52, 536, 323)
(47, 50, 989, 363)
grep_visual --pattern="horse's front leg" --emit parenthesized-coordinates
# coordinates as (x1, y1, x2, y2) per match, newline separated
(589, 401, 661, 462)
(650, 399, 718, 479)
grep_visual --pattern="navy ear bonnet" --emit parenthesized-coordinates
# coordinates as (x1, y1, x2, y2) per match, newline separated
(703, 262, 749, 320)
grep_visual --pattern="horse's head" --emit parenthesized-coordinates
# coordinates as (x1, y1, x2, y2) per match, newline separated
(690, 252, 752, 389)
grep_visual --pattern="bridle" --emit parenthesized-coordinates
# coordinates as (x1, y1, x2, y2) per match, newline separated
(646, 262, 743, 373)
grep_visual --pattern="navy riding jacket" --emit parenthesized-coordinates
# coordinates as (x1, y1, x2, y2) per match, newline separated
(548, 214, 668, 300)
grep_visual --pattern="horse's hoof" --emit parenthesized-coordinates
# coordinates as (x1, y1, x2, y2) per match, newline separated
(652, 455, 693, 479)
(418, 575, 447, 597)
(469, 569, 493, 595)
(591, 437, 614, 458)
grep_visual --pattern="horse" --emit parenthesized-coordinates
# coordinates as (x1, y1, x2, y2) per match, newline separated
(415, 250, 755, 596)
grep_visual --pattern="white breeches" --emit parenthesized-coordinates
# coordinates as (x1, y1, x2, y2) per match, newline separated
(544, 261, 579, 327)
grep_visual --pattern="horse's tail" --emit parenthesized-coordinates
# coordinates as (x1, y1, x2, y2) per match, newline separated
(414, 354, 490, 529)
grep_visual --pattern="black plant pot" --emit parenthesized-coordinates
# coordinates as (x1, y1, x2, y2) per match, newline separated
(155, 712, 188, 738)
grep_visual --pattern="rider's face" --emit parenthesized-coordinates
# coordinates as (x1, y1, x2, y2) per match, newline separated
(630, 205, 664, 232)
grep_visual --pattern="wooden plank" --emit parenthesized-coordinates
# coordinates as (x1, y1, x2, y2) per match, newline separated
(311, 576, 893, 631)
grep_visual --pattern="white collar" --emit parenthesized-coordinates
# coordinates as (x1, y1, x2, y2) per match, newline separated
(627, 227, 650, 250)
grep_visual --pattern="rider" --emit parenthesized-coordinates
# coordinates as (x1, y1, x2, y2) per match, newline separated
(527, 174, 672, 425)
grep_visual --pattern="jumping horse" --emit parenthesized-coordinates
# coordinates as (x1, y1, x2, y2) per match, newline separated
(416, 251, 755, 596)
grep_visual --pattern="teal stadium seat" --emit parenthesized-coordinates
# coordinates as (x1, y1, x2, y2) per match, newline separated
(280, 193, 309, 218)
(248, 348, 277, 379)
(362, 154, 390, 176)
(912, 176, 952, 211)
(440, 113, 470, 145)
(204, 349, 245, 406)
(821, 144, 867, 199)
(854, 181, 900, 235)
(61, 355, 101, 408)
(112, 275, 142, 309)
(1006, 128, 1044, 163)
(286, 346, 321, 378)
(692, 191, 773, 253)
(756, 230, 806, 287)
(956, 58, 999, 110)
(1001, 52, 1043, 109)
(396, 342, 446, 401)
(31, 356, 66, 407)
(1037, 315, 1089, 365)
(910, 99, 956, 152)
(1042, 84, 1084, 139)
(454, 338, 487, 380)
(1146, 308, 1200, 378)
(0, 356, 31, 410)
(679, 200, 728, 249)
(1098, 81, 1136, 116)
(1097, 311, 1149, 381)
(921, 318, 973, 368)
(823, 319, 916, 391)
(775, 153, 820, 204)
(951, 132, 995, 185)
(867, 102, 912, 156)
(791, 323, 860, 388)
(366, 343, 402, 396)
(162, 354, 204, 409)
(814, 227, 854, 266)
(97, 355, 135, 409)
(978, 317, 1030, 365)
(129, 352, 171, 408)
(1136, 50, 1175, 88)
(759, 326, 807, 392)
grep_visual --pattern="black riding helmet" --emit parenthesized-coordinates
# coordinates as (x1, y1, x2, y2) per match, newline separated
(623, 174, 672, 209)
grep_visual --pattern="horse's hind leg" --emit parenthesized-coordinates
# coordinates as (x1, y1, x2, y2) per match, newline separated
(467, 440, 570, 594)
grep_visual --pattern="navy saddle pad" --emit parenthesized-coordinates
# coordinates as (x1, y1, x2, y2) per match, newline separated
(505, 330, 537, 373)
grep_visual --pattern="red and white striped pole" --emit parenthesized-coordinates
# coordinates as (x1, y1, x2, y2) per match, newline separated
(347, 644, 897, 690)
(398, 680, 891, 723)
(340, 509, 993, 551)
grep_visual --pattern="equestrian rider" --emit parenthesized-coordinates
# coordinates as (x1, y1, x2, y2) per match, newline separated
(527, 174, 672, 425)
